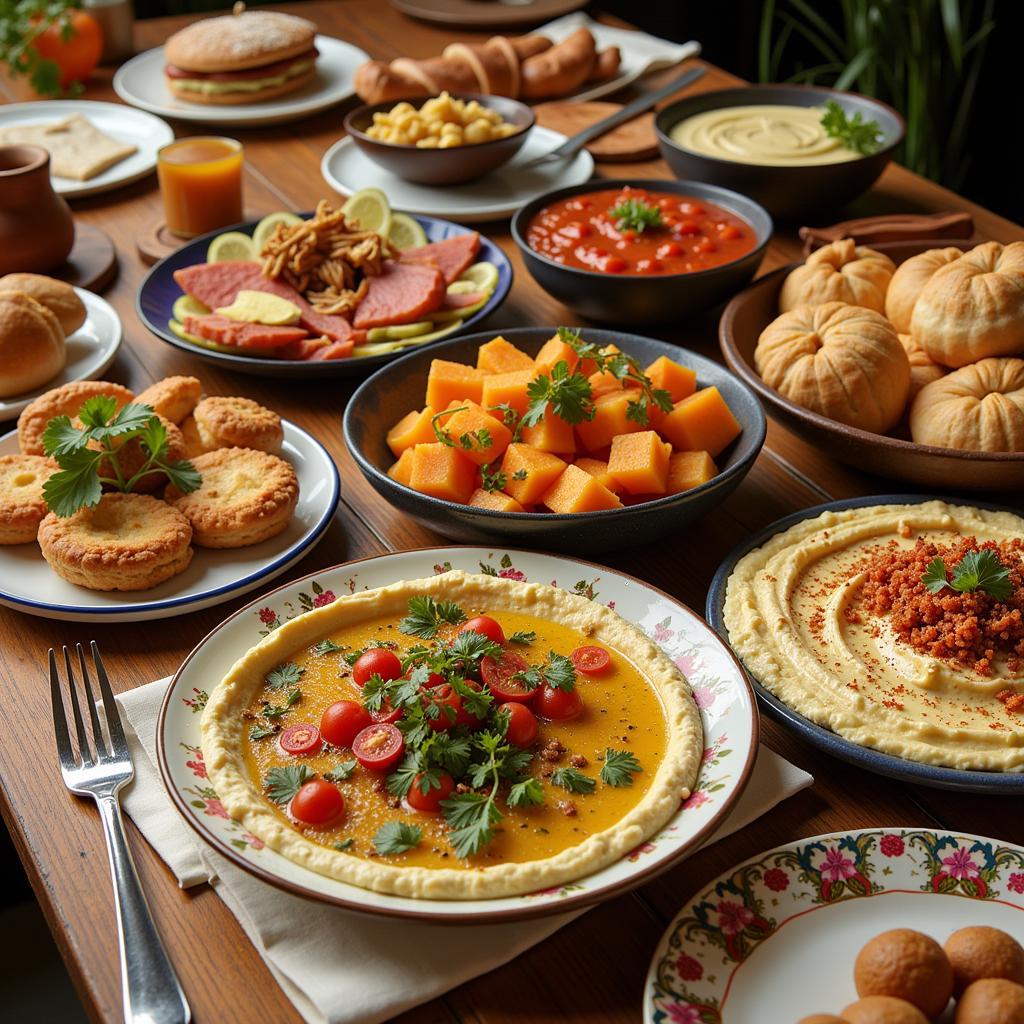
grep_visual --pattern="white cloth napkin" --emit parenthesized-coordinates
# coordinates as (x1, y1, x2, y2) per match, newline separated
(117, 680, 812, 1024)
(539, 12, 702, 103)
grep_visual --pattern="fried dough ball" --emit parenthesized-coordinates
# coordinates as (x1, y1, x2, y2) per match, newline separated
(841, 996, 928, 1024)
(955, 978, 1024, 1024)
(134, 376, 202, 425)
(945, 927, 1024, 996)
(854, 929, 953, 1019)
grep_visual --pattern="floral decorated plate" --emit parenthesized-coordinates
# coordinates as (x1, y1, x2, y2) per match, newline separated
(645, 827, 1024, 1024)
(158, 546, 758, 921)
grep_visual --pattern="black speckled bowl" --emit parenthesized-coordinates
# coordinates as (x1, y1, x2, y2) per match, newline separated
(343, 327, 766, 552)
(655, 84, 905, 221)
(510, 179, 772, 327)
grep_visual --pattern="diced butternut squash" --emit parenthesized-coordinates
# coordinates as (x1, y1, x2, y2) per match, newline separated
(657, 386, 742, 456)
(477, 337, 534, 374)
(586, 345, 630, 396)
(666, 451, 718, 494)
(575, 390, 642, 452)
(607, 430, 672, 495)
(481, 369, 534, 418)
(388, 447, 415, 485)
(436, 400, 512, 466)
(533, 334, 580, 377)
(425, 360, 484, 410)
(387, 406, 437, 458)
(574, 457, 624, 495)
(408, 443, 476, 503)
(468, 487, 526, 513)
(645, 356, 697, 403)
(520, 406, 576, 454)
(500, 444, 566, 505)
(542, 464, 622, 514)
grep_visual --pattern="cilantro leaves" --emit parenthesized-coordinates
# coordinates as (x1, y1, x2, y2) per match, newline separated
(922, 549, 1013, 601)
(600, 749, 642, 787)
(323, 760, 357, 783)
(399, 596, 467, 638)
(551, 767, 596, 794)
(820, 100, 884, 155)
(264, 765, 312, 804)
(373, 821, 422, 855)
(266, 662, 303, 690)
(609, 197, 663, 233)
(513, 650, 577, 693)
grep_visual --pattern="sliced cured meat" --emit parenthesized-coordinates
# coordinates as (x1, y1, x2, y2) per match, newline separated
(174, 261, 357, 344)
(182, 314, 308, 350)
(310, 340, 355, 360)
(443, 290, 485, 309)
(353, 262, 446, 329)
(401, 233, 480, 284)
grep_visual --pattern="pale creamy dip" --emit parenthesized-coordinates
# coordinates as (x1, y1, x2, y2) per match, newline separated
(671, 104, 862, 166)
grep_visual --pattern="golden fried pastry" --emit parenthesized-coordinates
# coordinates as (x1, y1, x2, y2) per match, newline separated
(90, 415, 187, 493)
(165, 447, 298, 548)
(192, 396, 284, 455)
(0, 454, 58, 544)
(0, 291, 66, 399)
(179, 414, 206, 458)
(18, 380, 134, 456)
(134, 376, 202, 425)
(37, 492, 193, 591)
(0, 273, 86, 334)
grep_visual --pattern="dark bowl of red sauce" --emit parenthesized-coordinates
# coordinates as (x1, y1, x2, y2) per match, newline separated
(511, 179, 772, 326)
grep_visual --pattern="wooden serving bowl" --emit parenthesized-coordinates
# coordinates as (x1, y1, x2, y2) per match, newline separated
(719, 240, 1024, 492)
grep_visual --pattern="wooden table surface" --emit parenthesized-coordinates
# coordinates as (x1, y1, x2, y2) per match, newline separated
(1, 3, 1021, 1022)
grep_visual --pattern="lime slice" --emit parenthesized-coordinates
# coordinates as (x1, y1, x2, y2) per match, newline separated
(172, 294, 210, 321)
(341, 188, 392, 236)
(367, 320, 434, 342)
(387, 212, 428, 250)
(168, 319, 237, 354)
(446, 280, 479, 296)
(352, 320, 462, 359)
(252, 211, 303, 252)
(457, 261, 499, 294)
(207, 231, 256, 263)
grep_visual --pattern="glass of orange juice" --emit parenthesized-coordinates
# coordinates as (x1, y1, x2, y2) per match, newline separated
(157, 137, 244, 238)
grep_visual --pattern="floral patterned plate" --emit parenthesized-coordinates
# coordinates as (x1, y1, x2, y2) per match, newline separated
(644, 827, 1024, 1023)
(158, 546, 758, 921)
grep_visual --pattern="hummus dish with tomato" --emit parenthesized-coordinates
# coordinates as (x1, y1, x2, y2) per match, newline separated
(201, 571, 702, 898)
(723, 501, 1024, 772)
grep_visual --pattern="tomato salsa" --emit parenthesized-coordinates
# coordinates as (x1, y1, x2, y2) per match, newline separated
(525, 186, 757, 275)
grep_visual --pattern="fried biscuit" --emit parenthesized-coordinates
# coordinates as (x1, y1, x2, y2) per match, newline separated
(0, 454, 58, 544)
(179, 414, 208, 459)
(192, 396, 284, 455)
(134, 376, 202, 425)
(18, 380, 135, 456)
(38, 492, 193, 591)
(90, 416, 187, 494)
(165, 447, 298, 548)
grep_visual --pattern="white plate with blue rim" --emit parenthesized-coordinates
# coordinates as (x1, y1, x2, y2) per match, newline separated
(0, 420, 338, 622)
(157, 546, 758, 921)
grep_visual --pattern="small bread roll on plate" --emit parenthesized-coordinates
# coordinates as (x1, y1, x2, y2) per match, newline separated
(0, 292, 66, 400)
(0, 274, 86, 335)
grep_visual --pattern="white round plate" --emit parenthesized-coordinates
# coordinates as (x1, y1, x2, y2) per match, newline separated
(0, 289, 122, 422)
(113, 36, 369, 127)
(158, 546, 758, 921)
(645, 827, 1024, 1023)
(321, 127, 595, 222)
(0, 100, 173, 199)
(0, 421, 338, 622)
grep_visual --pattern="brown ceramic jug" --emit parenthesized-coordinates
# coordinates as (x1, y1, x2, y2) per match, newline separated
(0, 145, 75, 275)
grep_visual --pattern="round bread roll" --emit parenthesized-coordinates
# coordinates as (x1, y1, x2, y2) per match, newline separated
(0, 274, 86, 335)
(164, 9, 316, 72)
(911, 241, 1024, 367)
(779, 239, 895, 315)
(0, 292, 66, 399)
(884, 247, 962, 334)
(899, 333, 946, 400)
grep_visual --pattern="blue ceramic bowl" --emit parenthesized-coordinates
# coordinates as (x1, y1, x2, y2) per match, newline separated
(136, 213, 512, 378)
(706, 493, 1024, 795)
(344, 327, 767, 552)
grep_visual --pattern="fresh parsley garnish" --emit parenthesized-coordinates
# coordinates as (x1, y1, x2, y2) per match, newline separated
(508, 630, 536, 645)
(373, 821, 422, 855)
(609, 197, 663, 233)
(522, 360, 594, 429)
(551, 767, 596, 794)
(333, 838, 354, 851)
(399, 596, 467, 638)
(248, 725, 276, 741)
(479, 462, 507, 493)
(311, 639, 344, 656)
(323, 760, 357, 783)
(922, 549, 1013, 601)
(600, 748, 642, 787)
(820, 99, 883, 155)
(431, 407, 493, 453)
(513, 650, 577, 693)
(263, 688, 301, 717)
(507, 777, 544, 807)
(264, 764, 313, 804)
(265, 662, 303, 690)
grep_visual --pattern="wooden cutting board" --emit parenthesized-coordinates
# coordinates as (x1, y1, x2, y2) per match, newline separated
(533, 101, 660, 162)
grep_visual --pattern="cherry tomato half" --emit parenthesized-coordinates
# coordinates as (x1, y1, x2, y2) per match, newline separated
(352, 648, 402, 687)
(500, 702, 538, 748)
(290, 780, 345, 826)
(352, 723, 405, 773)
(459, 615, 505, 645)
(480, 650, 534, 704)
(319, 701, 370, 748)
(278, 723, 323, 756)
(407, 772, 455, 813)
(571, 645, 612, 675)
(455, 679, 485, 729)
(407, 668, 445, 688)
(369, 698, 403, 725)
(536, 684, 584, 721)
(422, 683, 461, 732)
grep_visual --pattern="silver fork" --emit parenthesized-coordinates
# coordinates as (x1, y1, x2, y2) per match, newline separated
(50, 642, 191, 1024)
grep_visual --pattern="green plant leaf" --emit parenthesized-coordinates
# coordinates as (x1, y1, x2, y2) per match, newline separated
(42, 448, 104, 518)
(373, 821, 422, 855)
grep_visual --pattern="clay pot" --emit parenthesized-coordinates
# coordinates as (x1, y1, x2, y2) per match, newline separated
(0, 145, 75, 275)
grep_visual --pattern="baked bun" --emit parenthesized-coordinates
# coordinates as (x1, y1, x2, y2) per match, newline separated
(899, 333, 946, 400)
(164, 10, 316, 73)
(779, 238, 895, 315)
(0, 274, 86, 335)
(0, 291, 66, 399)
(884, 247, 962, 334)
(18, 380, 134, 456)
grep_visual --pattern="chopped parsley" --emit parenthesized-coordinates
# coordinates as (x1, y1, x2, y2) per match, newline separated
(609, 197, 663, 233)
(923, 549, 1013, 601)
(513, 650, 577, 693)
(248, 725, 276, 741)
(508, 630, 536, 645)
(323, 760, 357, 783)
(263, 688, 301, 717)
(398, 596, 467, 638)
(264, 764, 313, 804)
(310, 639, 345, 656)
(265, 662, 303, 690)
(551, 767, 596, 794)
(373, 821, 422, 855)
(600, 748, 642, 787)
(820, 99, 883, 155)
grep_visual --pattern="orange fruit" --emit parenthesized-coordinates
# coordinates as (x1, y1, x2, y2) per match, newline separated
(841, 995, 929, 1024)
(854, 928, 953, 1018)
(954, 978, 1024, 1024)
(945, 926, 1024, 996)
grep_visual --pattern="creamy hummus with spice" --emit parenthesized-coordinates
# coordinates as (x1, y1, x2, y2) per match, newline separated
(723, 501, 1024, 772)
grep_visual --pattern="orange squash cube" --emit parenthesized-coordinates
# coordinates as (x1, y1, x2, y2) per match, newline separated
(520, 406, 576, 453)
(575, 391, 642, 452)
(386, 406, 437, 458)
(408, 443, 476, 504)
(666, 451, 718, 494)
(658, 386, 742, 456)
(645, 356, 697, 403)
(468, 487, 526, 513)
(481, 369, 534, 418)
(477, 337, 534, 374)
(573, 457, 623, 495)
(388, 447, 416, 485)
(425, 360, 484, 410)
(533, 334, 580, 377)
(607, 430, 672, 495)
(435, 400, 512, 467)
(542, 463, 622, 514)
(500, 444, 566, 505)
(586, 344, 629, 396)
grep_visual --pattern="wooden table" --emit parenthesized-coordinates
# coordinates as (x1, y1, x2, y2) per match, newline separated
(1, 4, 1020, 1022)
